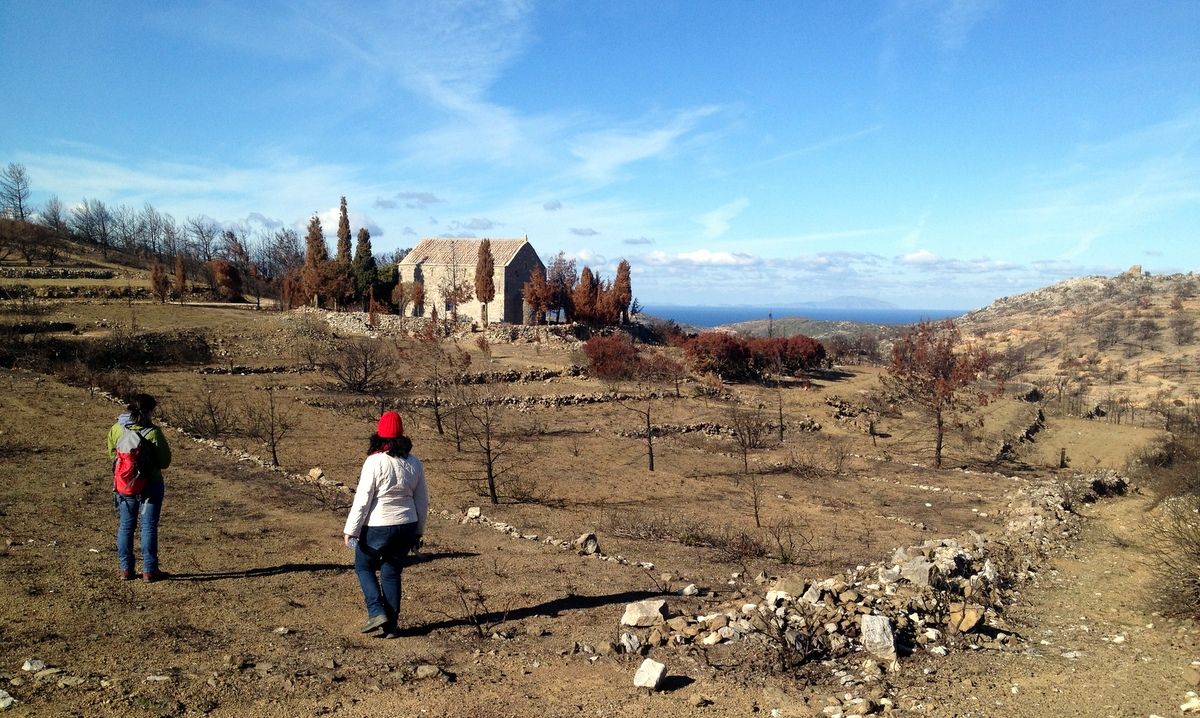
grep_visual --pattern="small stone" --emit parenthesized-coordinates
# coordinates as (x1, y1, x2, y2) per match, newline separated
(33, 668, 63, 680)
(145, 675, 172, 682)
(690, 693, 713, 708)
(0, 690, 16, 710)
(633, 658, 666, 690)
(466, 506, 481, 519)
(273, 626, 291, 635)
(57, 676, 86, 688)
(308, 467, 323, 480)
(574, 532, 600, 555)
(413, 664, 442, 680)
(21, 659, 46, 672)
(1184, 664, 1200, 687)
(681, 584, 699, 596)
(619, 633, 642, 654)
(864, 619, 892, 662)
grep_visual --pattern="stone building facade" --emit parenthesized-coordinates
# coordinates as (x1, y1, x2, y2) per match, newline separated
(396, 237, 545, 325)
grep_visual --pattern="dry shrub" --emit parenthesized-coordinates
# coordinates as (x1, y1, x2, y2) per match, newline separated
(1129, 435, 1200, 503)
(787, 437, 851, 479)
(1148, 499, 1200, 619)
(322, 337, 396, 393)
(764, 517, 820, 566)
(600, 509, 768, 561)
(1131, 434, 1200, 618)
(168, 383, 237, 438)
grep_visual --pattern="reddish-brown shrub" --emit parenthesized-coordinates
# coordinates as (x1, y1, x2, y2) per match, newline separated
(582, 334, 642, 380)
(683, 332, 753, 379)
(205, 259, 244, 301)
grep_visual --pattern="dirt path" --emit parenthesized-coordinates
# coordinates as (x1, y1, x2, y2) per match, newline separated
(883, 490, 1200, 717)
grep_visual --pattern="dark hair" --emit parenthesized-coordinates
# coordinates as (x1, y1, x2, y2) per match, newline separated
(127, 393, 158, 426)
(368, 433, 412, 459)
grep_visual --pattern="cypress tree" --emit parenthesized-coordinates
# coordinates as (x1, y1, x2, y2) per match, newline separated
(613, 259, 633, 324)
(351, 227, 377, 309)
(301, 215, 328, 306)
(335, 196, 352, 262)
(475, 238, 496, 325)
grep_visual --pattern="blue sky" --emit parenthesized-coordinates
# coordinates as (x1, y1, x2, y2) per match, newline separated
(2, 1, 1198, 310)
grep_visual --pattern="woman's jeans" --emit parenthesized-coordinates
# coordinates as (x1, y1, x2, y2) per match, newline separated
(354, 522, 420, 625)
(115, 481, 164, 574)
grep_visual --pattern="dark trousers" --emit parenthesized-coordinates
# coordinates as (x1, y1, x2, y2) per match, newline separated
(354, 522, 420, 627)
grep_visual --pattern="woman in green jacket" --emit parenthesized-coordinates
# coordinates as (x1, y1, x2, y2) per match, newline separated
(106, 394, 172, 581)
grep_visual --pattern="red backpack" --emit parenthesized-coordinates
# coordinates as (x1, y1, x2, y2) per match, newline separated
(113, 426, 155, 496)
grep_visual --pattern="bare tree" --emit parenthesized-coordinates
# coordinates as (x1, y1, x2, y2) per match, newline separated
(70, 198, 113, 257)
(39, 195, 69, 235)
(398, 330, 471, 434)
(438, 243, 474, 323)
(322, 337, 397, 393)
(727, 400, 769, 475)
(243, 387, 295, 466)
(185, 215, 220, 265)
(391, 277, 411, 316)
(110, 204, 144, 254)
(455, 386, 519, 504)
(0, 163, 31, 221)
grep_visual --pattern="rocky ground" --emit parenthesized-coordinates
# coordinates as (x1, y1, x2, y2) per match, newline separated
(1, 360, 1196, 717)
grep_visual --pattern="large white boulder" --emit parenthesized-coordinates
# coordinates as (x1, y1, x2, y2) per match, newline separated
(621, 599, 666, 627)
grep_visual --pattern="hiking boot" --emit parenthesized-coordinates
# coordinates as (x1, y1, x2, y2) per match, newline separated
(360, 614, 388, 633)
(142, 570, 166, 583)
(120, 569, 135, 581)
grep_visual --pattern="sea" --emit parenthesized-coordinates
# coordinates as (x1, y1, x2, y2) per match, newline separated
(640, 305, 966, 329)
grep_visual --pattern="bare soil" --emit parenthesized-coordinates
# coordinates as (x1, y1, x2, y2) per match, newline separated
(0, 300, 1195, 717)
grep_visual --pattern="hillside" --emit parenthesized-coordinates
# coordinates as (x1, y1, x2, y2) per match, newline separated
(714, 315, 900, 343)
(956, 266, 1200, 414)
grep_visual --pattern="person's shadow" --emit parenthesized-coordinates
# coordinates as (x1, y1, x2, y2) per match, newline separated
(167, 551, 478, 581)
(393, 589, 667, 637)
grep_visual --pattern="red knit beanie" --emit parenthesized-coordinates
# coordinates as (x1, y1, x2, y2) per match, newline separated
(376, 411, 403, 439)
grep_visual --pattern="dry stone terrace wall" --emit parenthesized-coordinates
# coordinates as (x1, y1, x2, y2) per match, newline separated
(616, 417, 821, 440)
(0, 267, 117, 279)
(316, 308, 587, 345)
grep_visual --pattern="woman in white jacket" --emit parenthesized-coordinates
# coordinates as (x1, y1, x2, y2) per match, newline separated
(343, 411, 428, 638)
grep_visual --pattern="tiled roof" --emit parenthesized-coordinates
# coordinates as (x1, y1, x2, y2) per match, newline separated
(399, 238, 530, 267)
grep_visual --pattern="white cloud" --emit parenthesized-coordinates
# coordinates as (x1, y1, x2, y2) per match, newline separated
(567, 248, 608, 268)
(569, 107, 718, 182)
(645, 248, 757, 266)
(902, 249, 940, 265)
(699, 197, 750, 239)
